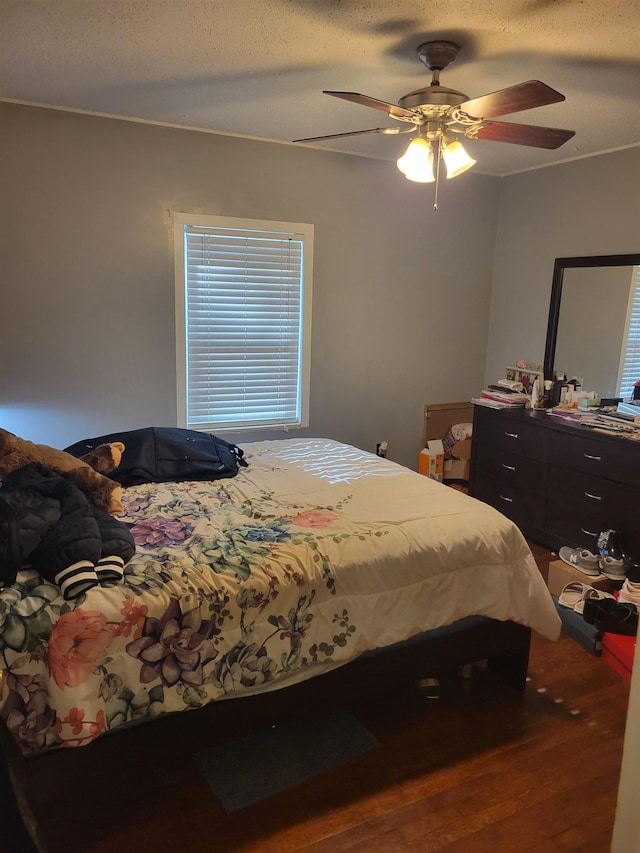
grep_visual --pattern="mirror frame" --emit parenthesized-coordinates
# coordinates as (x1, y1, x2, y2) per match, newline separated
(543, 252, 640, 382)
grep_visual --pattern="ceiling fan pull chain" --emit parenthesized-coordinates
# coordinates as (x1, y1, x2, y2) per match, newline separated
(433, 143, 442, 210)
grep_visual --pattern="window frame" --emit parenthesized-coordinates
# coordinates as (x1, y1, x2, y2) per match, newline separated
(617, 265, 640, 399)
(174, 212, 313, 433)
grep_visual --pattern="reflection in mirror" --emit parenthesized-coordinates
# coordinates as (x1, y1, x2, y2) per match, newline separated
(554, 266, 635, 397)
(544, 254, 640, 400)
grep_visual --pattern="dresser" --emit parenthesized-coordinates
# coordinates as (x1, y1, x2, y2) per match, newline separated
(469, 405, 640, 558)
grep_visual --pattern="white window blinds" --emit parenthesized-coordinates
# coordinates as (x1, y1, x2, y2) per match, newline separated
(618, 265, 640, 399)
(175, 214, 313, 432)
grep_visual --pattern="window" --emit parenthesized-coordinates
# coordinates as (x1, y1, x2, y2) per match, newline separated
(617, 265, 640, 399)
(175, 213, 313, 432)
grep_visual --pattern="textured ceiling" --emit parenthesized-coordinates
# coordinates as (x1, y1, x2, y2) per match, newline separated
(1, 0, 639, 176)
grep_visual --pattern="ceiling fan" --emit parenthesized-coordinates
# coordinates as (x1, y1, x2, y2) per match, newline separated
(293, 41, 575, 208)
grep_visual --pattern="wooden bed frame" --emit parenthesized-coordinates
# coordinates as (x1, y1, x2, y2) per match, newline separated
(1, 616, 530, 849)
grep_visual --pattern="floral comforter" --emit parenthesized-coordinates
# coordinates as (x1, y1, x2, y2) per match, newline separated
(0, 439, 560, 754)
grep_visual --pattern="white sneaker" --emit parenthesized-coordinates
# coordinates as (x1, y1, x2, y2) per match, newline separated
(619, 580, 640, 610)
(558, 546, 602, 577)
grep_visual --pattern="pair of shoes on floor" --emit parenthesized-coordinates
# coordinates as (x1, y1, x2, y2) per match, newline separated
(618, 579, 640, 613)
(558, 545, 625, 580)
(558, 581, 615, 615)
(582, 596, 639, 636)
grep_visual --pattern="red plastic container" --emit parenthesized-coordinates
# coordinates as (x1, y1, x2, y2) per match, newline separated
(602, 632, 637, 682)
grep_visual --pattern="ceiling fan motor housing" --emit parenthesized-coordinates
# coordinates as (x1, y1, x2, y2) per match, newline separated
(398, 85, 467, 112)
(402, 41, 467, 113)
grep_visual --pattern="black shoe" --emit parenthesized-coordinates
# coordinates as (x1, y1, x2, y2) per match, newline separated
(622, 551, 640, 584)
(626, 565, 640, 584)
(597, 528, 624, 561)
(583, 597, 638, 636)
(600, 528, 640, 582)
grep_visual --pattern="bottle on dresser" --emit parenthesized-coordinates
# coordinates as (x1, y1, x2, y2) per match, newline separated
(550, 373, 569, 407)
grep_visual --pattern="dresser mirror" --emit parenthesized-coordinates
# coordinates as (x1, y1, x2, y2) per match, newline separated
(543, 253, 640, 397)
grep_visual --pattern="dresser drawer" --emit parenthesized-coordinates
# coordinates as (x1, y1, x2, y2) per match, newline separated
(473, 408, 548, 461)
(544, 508, 602, 551)
(546, 466, 640, 536)
(550, 430, 640, 488)
(473, 479, 546, 530)
(474, 445, 547, 496)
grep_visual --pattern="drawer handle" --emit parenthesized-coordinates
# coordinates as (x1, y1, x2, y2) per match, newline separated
(499, 494, 513, 503)
(504, 431, 519, 439)
(584, 491, 602, 501)
(502, 463, 516, 471)
(584, 453, 602, 462)
(581, 528, 599, 537)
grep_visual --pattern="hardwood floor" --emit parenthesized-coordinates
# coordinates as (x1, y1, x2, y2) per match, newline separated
(5, 544, 631, 853)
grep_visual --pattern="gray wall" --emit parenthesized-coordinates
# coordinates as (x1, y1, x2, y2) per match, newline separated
(1, 103, 638, 469)
(485, 147, 640, 388)
(0, 102, 499, 469)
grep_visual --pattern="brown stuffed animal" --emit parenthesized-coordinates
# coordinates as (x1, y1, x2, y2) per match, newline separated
(79, 441, 125, 475)
(0, 428, 125, 514)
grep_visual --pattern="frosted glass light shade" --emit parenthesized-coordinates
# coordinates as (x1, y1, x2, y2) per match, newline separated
(397, 138, 435, 183)
(442, 139, 476, 178)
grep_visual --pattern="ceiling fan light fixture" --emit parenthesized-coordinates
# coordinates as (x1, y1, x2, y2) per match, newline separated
(442, 138, 476, 178)
(397, 137, 435, 183)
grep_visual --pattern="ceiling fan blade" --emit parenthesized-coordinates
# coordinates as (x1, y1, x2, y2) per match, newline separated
(460, 80, 566, 120)
(324, 91, 417, 121)
(293, 126, 410, 143)
(474, 120, 575, 149)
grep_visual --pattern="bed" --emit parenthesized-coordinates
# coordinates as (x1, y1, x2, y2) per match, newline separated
(0, 436, 560, 763)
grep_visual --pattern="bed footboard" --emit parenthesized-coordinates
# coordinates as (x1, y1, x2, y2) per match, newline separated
(0, 617, 531, 850)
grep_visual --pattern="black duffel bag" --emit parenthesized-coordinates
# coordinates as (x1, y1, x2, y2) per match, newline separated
(65, 427, 247, 487)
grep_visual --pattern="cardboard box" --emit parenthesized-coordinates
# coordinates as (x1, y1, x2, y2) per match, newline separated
(451, 439, 472, 461)
(419, 401, 474, 482)
(547, 559, 621, 597)
(444, 457, 470, 480)
(421, 402, 474, 448)
(428, 439, 444, 481)
(419, 440, 445, 481)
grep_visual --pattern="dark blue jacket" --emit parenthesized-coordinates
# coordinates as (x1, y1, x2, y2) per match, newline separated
(0, 463, 134, 593)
